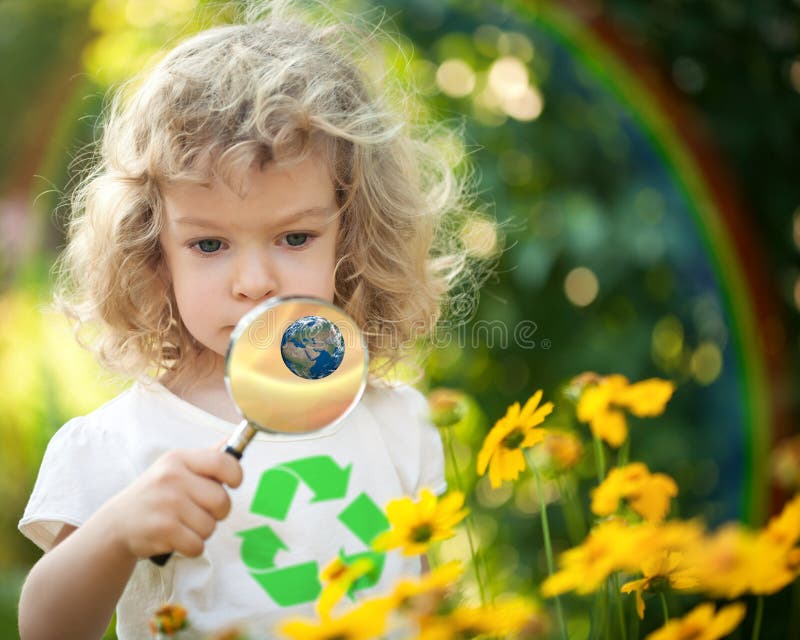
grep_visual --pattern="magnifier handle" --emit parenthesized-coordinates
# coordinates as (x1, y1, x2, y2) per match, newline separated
(150, 421, 256, 566)
(222, 420, 258, 459)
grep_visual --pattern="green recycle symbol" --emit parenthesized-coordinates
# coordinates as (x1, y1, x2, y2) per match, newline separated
(236, 455, 390, 607)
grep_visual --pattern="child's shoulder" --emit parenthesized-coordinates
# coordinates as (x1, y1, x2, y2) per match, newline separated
(48, 379, 173, 448)
(57, 382, 145, 431)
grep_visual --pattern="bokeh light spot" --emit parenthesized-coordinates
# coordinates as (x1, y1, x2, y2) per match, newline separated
(564, 267, 599, 307)
(502, 85, 544, 121)
(461, 216, 499, 258)
(436, 58, 475, 98)
(690, 342, 723, 385)
(473, 24, 502, 57)
(652, 315, 684, 368)
(476, 475, 513, 508)
(497, 31, 534, 62)
(672, 56, 706, 94)
(488, 56, 529, 99)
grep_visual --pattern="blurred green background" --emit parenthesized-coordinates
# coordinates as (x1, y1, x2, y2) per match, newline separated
(2, 0, 799, 637)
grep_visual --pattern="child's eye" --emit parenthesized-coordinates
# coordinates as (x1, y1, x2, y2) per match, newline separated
(193, 239, 223, 253)
(285, 233, 310, 247)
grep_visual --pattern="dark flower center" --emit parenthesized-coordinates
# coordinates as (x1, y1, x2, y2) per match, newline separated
(502, 428, 525, 449)
(411, 523, 433, 543)
(647, 575, 671, 593)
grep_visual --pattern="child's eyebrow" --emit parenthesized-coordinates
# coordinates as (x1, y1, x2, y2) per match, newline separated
(173, 207, 336, 230)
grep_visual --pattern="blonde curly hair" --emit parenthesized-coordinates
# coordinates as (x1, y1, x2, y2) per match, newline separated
(54, 2, 491, 384)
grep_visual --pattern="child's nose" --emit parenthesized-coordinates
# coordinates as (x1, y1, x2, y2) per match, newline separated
(232, 249, 278, 300)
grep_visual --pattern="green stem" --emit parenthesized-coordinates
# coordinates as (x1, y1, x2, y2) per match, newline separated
(630, 607, 640, 640)
(790, 576, 800, 638)
(528, 453, 568, 640)
(443, 427, 488, 606)
(618, 438, 630, 468)
(751, 595, 764, 640)
(612, 573, 628, 640)
(659, 592, 669, 624)
(597, 580, 610, 638)
(558, 475, 587, 545)
(589, 587, 602, 640)
(593, 435, 607, 483)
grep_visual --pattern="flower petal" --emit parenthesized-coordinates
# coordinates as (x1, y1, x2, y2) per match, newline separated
(617, 378, 675, 417)
(591, 409, 628, 447)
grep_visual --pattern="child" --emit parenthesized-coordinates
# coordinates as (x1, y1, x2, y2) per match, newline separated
(18, 2, 486, 639)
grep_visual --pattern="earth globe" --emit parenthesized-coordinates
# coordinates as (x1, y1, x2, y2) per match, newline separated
(280, 315, 346, 379)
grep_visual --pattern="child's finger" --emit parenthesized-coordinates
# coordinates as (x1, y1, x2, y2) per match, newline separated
(182, 449, 243, 489)
(177, 500, 219, 540)
(186, 474, 233, 521)
(169, 523, 207, 558)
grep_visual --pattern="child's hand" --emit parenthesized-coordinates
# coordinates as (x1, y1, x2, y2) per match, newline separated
(99, 448, 243, 560)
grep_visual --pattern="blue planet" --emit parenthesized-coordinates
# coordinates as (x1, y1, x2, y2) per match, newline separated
(280, 315, 345, 379)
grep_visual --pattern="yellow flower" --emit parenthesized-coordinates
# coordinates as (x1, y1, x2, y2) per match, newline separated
(541, 430, 583, 470)
(687, 523, 798, 597)
(684, 525, 753, 598)
(763, 493, 800, 548)
(148, 603, 188, 636)
(373, 489, 468, 556)
(615, 378, 677, 417)
(317, 556, 376, 618)
(388, 561, 463, 617)
(644, 602, 746, 640)
(591, 463, 678, 522)
(417, 596, 543, 640)
(541, 519, 646, 596)
(477, 390, 553, 488)
(279, 597, 392, 640)
(644, 519, 706, 552)
(620, 551, 697, 618)
(427, 388, 468, 429)
(576, 374, 675, 447)
(542, 519, 704, 598)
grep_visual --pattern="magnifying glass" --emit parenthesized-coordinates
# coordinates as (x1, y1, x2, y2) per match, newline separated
(151, 296, 368, 565)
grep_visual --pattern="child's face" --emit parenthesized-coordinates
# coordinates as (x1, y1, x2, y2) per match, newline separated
(159, 154, 340, 362)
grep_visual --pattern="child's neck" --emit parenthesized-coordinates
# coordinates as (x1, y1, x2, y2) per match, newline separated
(159, 352, 243, 424)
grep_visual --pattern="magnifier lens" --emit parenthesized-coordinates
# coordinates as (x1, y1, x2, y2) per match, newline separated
(225, 297, 368, 439)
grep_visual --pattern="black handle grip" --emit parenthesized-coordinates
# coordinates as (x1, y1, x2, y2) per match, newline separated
(224, 445, 243, 460)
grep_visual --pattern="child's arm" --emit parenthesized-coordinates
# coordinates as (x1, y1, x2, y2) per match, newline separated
(18, 448, 243, 640)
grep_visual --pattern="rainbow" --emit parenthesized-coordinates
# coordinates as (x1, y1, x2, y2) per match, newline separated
(505, 1, 788, 524)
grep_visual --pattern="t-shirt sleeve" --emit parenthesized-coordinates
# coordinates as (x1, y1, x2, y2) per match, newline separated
(18, 416, 137, 552)
(396, 385, 448, 497)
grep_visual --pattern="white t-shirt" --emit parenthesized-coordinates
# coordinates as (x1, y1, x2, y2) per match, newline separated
(19, 380, 446, 639)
